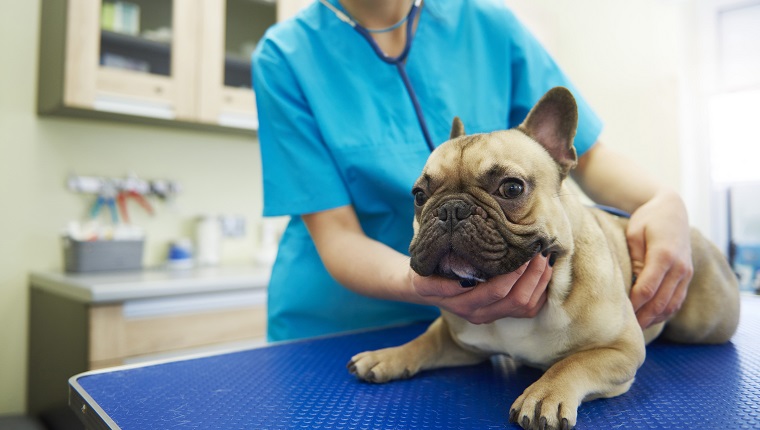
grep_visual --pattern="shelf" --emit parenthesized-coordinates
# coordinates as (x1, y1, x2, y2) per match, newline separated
(224, 54, 252, 88)
(100, 29, 171, 56)
(225, 54, 251, 71)
(100, 29, 172, 75)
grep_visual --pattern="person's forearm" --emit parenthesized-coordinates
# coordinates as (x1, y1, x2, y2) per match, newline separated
(303, 205, 553, 323)
(319, 229, 419, 302)
(571, 142, 670, 213)
(302, 206, 423, 304)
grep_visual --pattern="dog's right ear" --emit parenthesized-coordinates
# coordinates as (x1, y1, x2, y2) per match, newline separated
(518, 87, 578, 177)
(450, 117, 466, 139)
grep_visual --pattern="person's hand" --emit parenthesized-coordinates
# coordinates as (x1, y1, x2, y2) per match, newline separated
(626, 190, 693, 329)
(410, 253, 553, 324)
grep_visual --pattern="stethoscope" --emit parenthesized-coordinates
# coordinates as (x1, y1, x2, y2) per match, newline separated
(318, 0, 436, 152)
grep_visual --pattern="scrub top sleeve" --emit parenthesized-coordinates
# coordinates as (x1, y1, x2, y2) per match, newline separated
(503, 9, 603, 157)
(252, 39, 352, 217)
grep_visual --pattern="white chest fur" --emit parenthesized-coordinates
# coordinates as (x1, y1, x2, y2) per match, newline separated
(445, 294, 574, 369)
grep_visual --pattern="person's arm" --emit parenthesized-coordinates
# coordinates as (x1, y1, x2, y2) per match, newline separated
(302, 205, 553, 324)
(572, 141, 694, 328)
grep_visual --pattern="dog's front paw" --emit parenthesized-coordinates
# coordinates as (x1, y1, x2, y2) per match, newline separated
(347, 347, 418, 383)
(509, 383, 579, 430)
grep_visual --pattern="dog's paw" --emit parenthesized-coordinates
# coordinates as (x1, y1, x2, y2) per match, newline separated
(509, 383, 579, 430)
(347, 347, 418, 383)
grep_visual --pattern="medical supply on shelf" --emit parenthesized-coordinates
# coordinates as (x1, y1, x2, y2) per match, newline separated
(167, 238, 194, 270)
(253, 219, 282, 267)
(195, 215, 221, 266)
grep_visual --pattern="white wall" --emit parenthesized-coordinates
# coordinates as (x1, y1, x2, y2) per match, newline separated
(506, 0, 708, 231)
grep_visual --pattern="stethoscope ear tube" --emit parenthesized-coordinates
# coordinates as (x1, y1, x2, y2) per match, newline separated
(317, 0, 355, 27)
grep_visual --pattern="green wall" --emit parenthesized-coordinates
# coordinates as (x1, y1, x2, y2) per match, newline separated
(0, 0, 264, 414)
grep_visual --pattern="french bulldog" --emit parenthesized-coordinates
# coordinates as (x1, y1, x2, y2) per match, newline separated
(347, 87, 740, 430)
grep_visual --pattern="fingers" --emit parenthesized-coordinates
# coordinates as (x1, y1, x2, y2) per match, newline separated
(476, 256, 552, 321)
(623, 191, 694, 329)
(625, 222, 647, 279)
(636, 276, 690, 328)
(413, 273, 473, 300)
(453, 262, 528, 313)
(631, 247, 694, 328)
(629, 256, 667, 312)
(443, 255, 552, 324)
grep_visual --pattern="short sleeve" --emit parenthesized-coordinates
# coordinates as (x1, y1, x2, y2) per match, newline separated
(252, 36, 351, 217)
(503, 9, 603, 157)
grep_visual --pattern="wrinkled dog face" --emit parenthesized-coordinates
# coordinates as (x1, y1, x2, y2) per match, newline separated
(409, 90, 579, 283)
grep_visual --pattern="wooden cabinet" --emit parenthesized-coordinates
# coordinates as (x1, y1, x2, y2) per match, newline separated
(27, 267, 269, 423)
(37, 0, 304, 133)
(197, 0, 275, 130)
(87, 300, 266, 369)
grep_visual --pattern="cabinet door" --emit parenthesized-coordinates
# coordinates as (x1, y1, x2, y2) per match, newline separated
(63, 0, 198, 120)
(197, 0, 277, 130)
(88, 302, 267, 369)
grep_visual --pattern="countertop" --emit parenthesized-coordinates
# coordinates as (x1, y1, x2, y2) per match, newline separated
(30, 265, 271, 304)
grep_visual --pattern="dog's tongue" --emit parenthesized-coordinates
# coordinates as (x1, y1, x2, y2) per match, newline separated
(441, 254, 485, 283)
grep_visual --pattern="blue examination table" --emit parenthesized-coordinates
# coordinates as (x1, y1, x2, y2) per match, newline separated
(69, 296, 760, 429)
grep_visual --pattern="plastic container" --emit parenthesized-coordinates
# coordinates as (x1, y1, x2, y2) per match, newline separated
(167, 238, 194, 269)
(253, 219, 279, 267)
(63, 237, 144, 273)
(195, 215, 221, 266)
(733, 242, 760, 293)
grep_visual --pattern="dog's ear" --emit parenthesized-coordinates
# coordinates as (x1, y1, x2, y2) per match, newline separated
(518, 87, 578, 177)
(450, 117, 466, 139)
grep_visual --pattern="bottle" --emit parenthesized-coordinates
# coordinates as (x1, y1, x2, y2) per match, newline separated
(195, 215, 221, 266)
(253, 219, 279, 267)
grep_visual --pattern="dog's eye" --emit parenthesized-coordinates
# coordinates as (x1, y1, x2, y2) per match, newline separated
(412, 188, 428, 206)
(498, 179, 524, 199)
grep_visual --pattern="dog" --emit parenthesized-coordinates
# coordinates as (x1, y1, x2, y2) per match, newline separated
(347, 87, 740, 430)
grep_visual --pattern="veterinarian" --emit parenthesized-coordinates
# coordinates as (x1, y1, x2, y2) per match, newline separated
(252, 0, 693, 341)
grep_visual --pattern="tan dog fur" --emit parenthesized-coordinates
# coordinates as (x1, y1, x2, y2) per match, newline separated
(347, 87, 740, 430)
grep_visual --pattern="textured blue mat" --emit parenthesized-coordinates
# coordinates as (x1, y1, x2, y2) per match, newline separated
(71, 296, 760, 429)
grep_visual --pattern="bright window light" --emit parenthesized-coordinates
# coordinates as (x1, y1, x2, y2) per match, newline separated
(708, 89, 760, 184)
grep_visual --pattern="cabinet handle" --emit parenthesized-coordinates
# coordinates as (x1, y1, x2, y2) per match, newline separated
(155, 86, 163, 95)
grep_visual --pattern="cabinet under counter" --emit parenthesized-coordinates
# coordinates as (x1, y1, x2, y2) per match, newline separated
(27, 265, 270, 422)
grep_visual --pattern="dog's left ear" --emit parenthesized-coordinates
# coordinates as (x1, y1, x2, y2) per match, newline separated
(450, 117, 466, 139)
(518, 87, 578, 177)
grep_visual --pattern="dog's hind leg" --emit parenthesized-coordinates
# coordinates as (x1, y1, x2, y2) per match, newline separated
(661, 230, 740, 344)
(348, 317, 487, 383)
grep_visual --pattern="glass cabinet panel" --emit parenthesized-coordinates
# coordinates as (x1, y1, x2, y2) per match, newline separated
(99, 0, 174, 77)
(224, 0, 276, 89)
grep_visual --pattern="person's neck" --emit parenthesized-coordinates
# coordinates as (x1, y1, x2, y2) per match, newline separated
(339, 0, 411, 32)
(337, 0, 420, 58)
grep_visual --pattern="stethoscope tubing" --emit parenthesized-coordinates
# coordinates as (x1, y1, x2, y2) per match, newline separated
(395, 63, 435, 152)
(319, 0, 436, 152)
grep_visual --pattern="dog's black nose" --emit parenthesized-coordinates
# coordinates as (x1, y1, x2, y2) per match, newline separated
(437, 200, 472, 228)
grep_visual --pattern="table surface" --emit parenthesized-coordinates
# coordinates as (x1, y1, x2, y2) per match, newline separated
(70, 296, 760, 429)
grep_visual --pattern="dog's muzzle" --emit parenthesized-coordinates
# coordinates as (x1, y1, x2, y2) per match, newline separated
(410, 196, 547, 282)
(410, 197, 495, 281)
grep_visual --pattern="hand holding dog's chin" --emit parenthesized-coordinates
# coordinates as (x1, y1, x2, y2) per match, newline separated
(626, 189, 694, 329)
(408, 255, 552, 324)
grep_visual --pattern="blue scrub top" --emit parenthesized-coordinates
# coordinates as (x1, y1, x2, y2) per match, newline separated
(253, 0, 603, 341)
